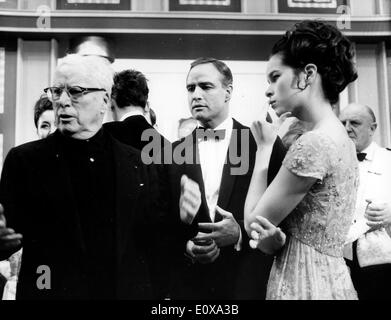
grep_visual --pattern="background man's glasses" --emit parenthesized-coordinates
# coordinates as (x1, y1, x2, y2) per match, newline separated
(44, 86, 106, 102)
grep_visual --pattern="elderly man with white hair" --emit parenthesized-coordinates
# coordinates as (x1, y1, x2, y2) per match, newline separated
(0, 54, 167, 299)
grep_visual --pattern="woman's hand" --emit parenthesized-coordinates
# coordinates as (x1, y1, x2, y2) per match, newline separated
(249, 216, 286, 255)
(251, 120, 278, 149)
(275, 112, 292, 130)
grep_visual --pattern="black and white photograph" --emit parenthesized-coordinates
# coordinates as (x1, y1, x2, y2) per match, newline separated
(0, 0, 390, 312)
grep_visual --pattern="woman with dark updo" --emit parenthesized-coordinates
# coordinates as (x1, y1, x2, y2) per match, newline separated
(244, 20, 359, 299)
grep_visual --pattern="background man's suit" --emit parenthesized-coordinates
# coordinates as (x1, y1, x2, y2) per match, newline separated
(104, 115, 169, 158)
(104, 115, 172, 298)
(0, 129, 165, 299)
(168, 118, 286, 299)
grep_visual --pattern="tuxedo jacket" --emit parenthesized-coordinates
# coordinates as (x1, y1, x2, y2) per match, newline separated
(167, 118, 286, 299)
(0, 130, 166, 299)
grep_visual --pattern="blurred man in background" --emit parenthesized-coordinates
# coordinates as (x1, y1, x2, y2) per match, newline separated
(340, 103, 391, 300)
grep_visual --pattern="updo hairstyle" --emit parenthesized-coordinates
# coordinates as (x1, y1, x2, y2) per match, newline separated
(271, 20, 358, 104)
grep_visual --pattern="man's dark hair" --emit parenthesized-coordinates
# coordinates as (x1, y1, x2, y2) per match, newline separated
(34, 95, 53, 128)
(111, 69, 149, 109)
(149, 107, 157, 126)
(190, 57, 233, 87)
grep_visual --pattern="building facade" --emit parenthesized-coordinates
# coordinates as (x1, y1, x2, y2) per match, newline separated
(0, 0, 390, 169)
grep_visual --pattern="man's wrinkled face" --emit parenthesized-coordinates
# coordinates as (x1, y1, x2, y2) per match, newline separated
(339, 105, 376, 152)
(52, 64, 108, 139)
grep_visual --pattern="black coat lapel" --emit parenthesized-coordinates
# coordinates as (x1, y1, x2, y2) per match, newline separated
(216, 120, 241, 217)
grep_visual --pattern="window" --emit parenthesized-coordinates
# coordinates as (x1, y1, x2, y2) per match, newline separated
(278, 0, 347, 13)
(56, 0, 131, 10)
(169, 0, 241, 12)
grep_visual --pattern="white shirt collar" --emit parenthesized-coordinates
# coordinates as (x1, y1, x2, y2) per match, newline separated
(361, 142, 377, 162)
(214, 117, 233, 132)
(197, 117, 233, 140)
(198, 116, 232, 130)
(120, 110, 145, 122)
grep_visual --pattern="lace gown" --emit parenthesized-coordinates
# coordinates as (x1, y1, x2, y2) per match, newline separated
(266, 130, 359, 300)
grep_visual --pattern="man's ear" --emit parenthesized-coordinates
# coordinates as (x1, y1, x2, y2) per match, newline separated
(370, 122, 378, 134)
(100, 93, 109, 114)
(225, 84, 233, 102)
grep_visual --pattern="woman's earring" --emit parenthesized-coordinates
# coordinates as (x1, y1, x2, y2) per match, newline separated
(297, 76, 309, 90)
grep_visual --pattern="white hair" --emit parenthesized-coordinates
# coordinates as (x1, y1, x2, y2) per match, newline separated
(55, 54, 114, 96)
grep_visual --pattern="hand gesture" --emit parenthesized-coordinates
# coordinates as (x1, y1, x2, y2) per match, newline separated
(194, 206, 240, 248)
(249, 216, 286, 255)
(251, 120, 277, 149)
(365, 199, 391, 230)
(275, 112, 292, 130)
(0, 204, 23, 253)
(179, 175, 201, 225)
(185, 239, 220, 264)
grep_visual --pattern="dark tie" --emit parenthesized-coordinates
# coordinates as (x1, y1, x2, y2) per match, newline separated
(197, 127, 226, 141)
(357, 152, 366, 162)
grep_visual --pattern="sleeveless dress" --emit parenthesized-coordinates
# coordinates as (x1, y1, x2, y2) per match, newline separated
(266, 130, 359, 300)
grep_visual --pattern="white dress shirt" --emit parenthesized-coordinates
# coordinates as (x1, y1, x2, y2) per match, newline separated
(345, 143, 374, 245)
(120, 110, 146, 122)
(198, 117, 233, 222)
(344, 142, 391, 265)
(197, 117, 242, 250)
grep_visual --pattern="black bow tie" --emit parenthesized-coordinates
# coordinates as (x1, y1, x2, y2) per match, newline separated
(196, 127, 226, 141)
(357, 153, 367, 162)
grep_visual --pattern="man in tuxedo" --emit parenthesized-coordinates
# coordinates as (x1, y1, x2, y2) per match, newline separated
(104, 69, 169, 162)
(340, 103, 391, 300)
(0, 54, 166, 299)
(168, 57, 286, 299)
